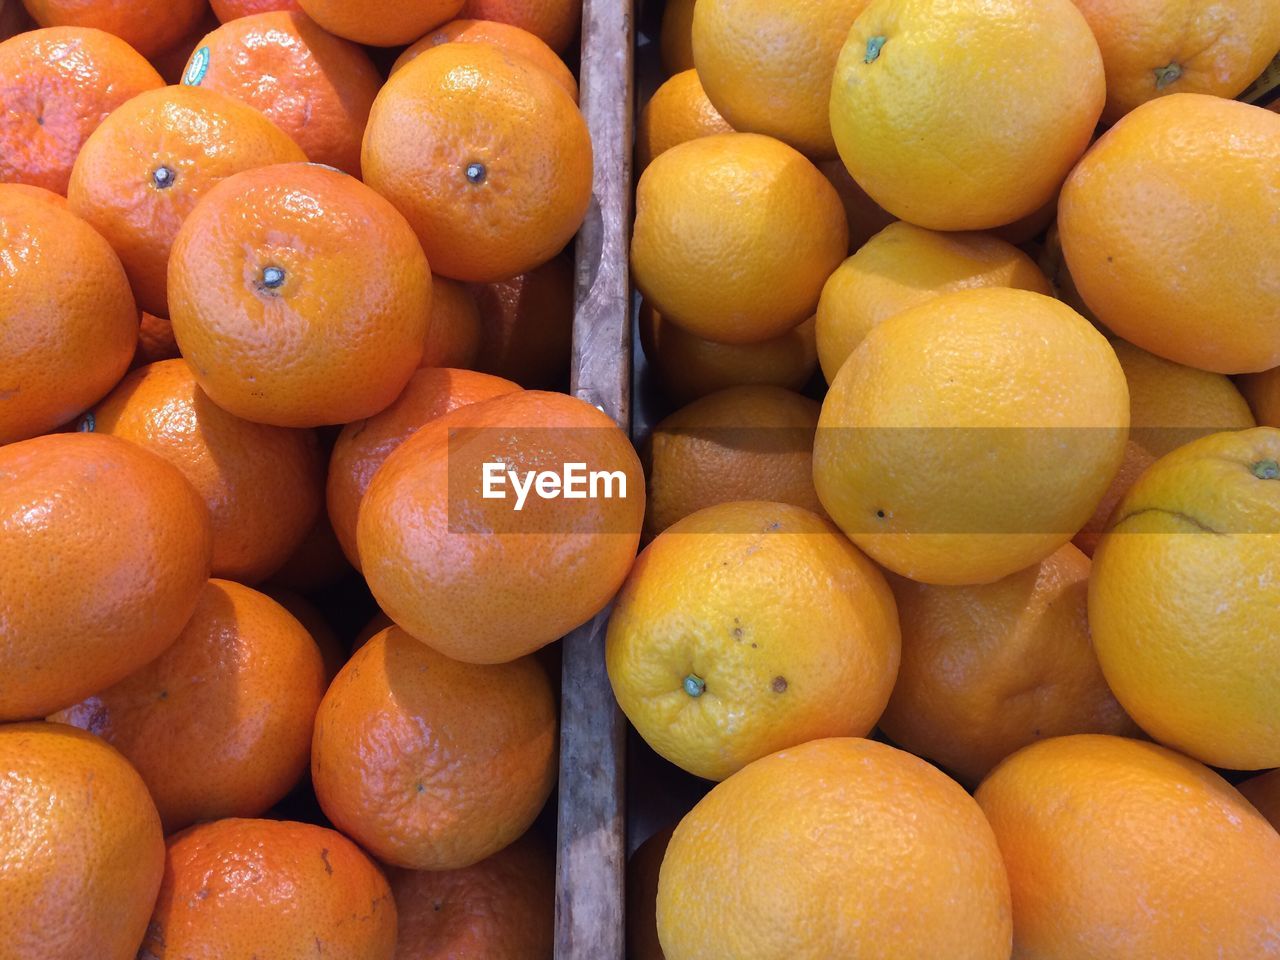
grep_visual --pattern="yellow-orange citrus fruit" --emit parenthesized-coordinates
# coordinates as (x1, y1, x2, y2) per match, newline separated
(643, 385, 824, 539)
(0, 433, 212, 720)
(470, 255, 574, 389)
(627, 826, 674, 960)
(1059, 94, 1280, 374)
(0, 186, 136, 445)
(357, 391, 643, 664)
(327, 367, 521, 567)
(1239, 769, 1280, 831)
(632, 132, 848, 344)
(1089, 427, 1280, 769)
(459, 0, 580, 53)
(1069, 0, 1280, 124)
(421, 276, 484, 369)
(639, 303, 818, 406)
(389, 833, 554, 958)
(363, 42, 592, 283)
(658, 738, 1012, 960)
(830, 0, 1104, 230)
(21, 0, 207, 58)
(659, 0, 694, 74)
(51, 579, 325, 832)
(1240, 367, 1280, 428)
(0, 26, 163, 193)
(816, 221, 1051, 383)
(815, 288, 1129, 585)
(141, 818, 397, 959)
(169, 162, 432, 427)
(976, 735, 1280, 959)
(313, 625, 558, 870)
(607, 501, 900, 781)
(0, 722, 165, 960)
(392, 19, 578, 103)
(185, 11, 383, 176)
(814, 158, 895, 253)
(295, 0, 462, 46)
(211, 0, 301, 20)
(880, 544, 1136, 786)
(693, 0, 870, 158)
(636, 68, 733, 171)
(134, 311, 179, 367)
(67, 84, 305, 316)
(147, 7, 220, 85)
(90, 359, 324, 584)
(0, 182, 67, 208)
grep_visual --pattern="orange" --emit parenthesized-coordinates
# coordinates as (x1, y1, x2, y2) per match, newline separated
(627, 825, 674, 960)
(89, 359, 324, 583)
(814, 288, 1129, 586)
(470, 254, 574, 389)
(1069, 0, 1280, 124)
(990, 195, 1059, 246)
(267, 510, 354, 593)
(312, 625, 557, 870)
(639, 303, 818, 406)
(693, 0, 870, 158)
(363, 43, 592, 283)
(1059, 94, 1280, 374)
(352, 610, 395, 653)
(880, 544, 1136, 786)
(21, 0, 208, 58)
(147, 6, 220, 85)
(830, 0, 1104, 230)
(389, 833, 554, 958)
(0, 187, 136, 445)
(185, 12, 382, 176)
(169, 162, 432, 427)
(0, 27, 162, 194)
(392, 19, 578, 103)
(295, 0, 462, 46)
(67, 84, 305, 317)
(607, 501, 900, 781)
(0, 433, 212, 720)
(51, 579, 326, 832)
(327, 367, 521, 567)
(632, 133, 848, 344)
(357, 390, 643, 663)
(643, 385, 823, 539)
(421, 276, 483, 369)
(815, 158, 895, 253)
(211, 0, 300, 21)
(459, 0, 580, 53)
(0, 182, 67, 208)
(975, 735, 1280, 959)
(815, 221, 1051, 384)
(1073, 339, 1255, 554)
(1240, 367, 1280, 427)
(637, 68, 733, 171)
(264, 586, 347, 679)
(657, 738, 1012, 960)
(1089, 427, 1280, 769)
(134, 311, 179, 367)
(1239, 769, 1280, 831)
(659, 0, 694, 75)
(140, 818, 397, 959)
(0, 723, 164, 960)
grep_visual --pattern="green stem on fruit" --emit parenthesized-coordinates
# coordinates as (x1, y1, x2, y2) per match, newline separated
(1154, 62, 1183, 89)
(1252, 459, 1279, 480)
(683, 674, 706, 698)
(865, 36, 887, 64)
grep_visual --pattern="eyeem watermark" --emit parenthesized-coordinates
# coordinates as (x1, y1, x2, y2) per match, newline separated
(482, 462, 628, 511)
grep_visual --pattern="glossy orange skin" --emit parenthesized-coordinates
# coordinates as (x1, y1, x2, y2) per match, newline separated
(141, 818, 397, 960)
(52, 579, 325, 832)
(389, 833, 555, 959)
(636, 69, 733, 172)
(265, 586, 347, 680)
(67, 84, 305, 317)
(1239, 367, 1280, 427)
(0, 433, 212, 720)
(0, 27, 162, 193)
(1238, 769, 1280, 831)
(0, 182, 67, 207)
(146, 6, 220, 84)
(296, 0, 463, 46)
(815, 159, 895, 253)
(188, 12, 382, 176)
(470, 254, 574, 389)
(659, 0, 694, 74)
(211, 0, 300, 21)
(21, 0, 208, 58)
(328, 367, 521, 567)
(460, 0, 580, 53)
(393, 19, 578, 102)
(169, 162, 433, 427)
(91, 359, 323, 583)
(627, 826, 675, 960)
(0, 723, 165, 960)
(313, 626, 558, 870)
(421, 276, 483, 369)
(363, 43, 592, 283)
(357, 391, 643, 664)
(0, 187, 136, 445)
(134, 311, 180, 367)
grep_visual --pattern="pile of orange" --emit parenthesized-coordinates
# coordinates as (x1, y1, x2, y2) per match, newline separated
(3, 0, 1280, 957)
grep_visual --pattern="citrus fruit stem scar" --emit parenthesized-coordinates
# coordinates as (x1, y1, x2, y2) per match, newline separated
(1154, 62, 1182, 89)
(152, 166, 176, 189)
(683, 674, 706, 698)
(865, 36, 887, 64)
(465, 162, 487, 184)
(1252, 459, 1279, 480)
(261, 266, 286, 289)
